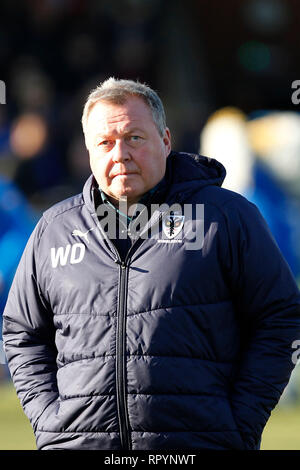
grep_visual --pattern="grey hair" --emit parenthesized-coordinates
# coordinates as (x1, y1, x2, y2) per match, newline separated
(81, 77, 167, 143)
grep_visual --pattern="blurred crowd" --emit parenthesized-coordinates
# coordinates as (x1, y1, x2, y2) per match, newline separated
(0, 0, 300, 400)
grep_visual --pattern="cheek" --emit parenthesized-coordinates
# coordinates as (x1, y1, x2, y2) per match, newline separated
(89, 152, 111, 179)
(143, 151, 167, 178)
(139, 145, 165, 172)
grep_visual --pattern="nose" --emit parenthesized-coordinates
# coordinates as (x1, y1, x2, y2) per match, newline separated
(112, 139, 131, 163)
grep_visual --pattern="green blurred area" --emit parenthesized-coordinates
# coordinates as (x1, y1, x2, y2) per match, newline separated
(0, 381, 36, 450)
(0, 378, 299, 450)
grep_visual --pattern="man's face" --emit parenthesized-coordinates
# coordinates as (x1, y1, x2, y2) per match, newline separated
(85, 96, 171, 206)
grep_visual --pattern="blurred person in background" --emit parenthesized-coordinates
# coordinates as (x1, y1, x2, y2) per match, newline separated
(2, 78, 300, 451)
(8, 58, 68, 209)
(200, 107, 300, 282)
(247, 111, 300, 281)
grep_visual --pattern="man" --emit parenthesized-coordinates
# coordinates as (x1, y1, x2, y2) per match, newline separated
(3, 78, 300, 450)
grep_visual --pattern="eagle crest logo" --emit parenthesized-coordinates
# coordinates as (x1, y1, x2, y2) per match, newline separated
(162, 212, 185, 239)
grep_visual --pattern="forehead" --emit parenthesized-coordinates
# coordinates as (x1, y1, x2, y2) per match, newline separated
(86, 96, 155, 135)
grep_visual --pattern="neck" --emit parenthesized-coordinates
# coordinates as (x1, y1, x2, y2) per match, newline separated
(107, 194, 141, 216)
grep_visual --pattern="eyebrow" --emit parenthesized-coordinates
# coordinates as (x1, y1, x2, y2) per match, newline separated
(95, 127, 146, 140)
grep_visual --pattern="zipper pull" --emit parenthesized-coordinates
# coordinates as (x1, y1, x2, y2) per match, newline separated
(114, 259, 126, 268)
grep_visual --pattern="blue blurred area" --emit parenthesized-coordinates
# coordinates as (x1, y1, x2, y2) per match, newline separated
(244, 160, 300, 282)
(0, 176, 37, 321)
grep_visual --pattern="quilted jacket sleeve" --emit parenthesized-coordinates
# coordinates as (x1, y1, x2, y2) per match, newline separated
(2, 218, 58, 432)
(222, 196, 300, 449)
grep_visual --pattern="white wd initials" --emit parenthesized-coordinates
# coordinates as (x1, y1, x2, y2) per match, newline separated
(51, 243, 85, 268)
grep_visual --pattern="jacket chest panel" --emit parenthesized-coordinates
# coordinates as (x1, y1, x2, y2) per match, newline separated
(42, 237, 120, 315)
(126, 237, 227, 313)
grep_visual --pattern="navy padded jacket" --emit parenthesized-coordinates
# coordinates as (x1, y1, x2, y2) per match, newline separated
(3, 152, 300, 450)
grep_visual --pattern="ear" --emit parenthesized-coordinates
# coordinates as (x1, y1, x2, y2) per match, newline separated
(162, 127, 171, 157)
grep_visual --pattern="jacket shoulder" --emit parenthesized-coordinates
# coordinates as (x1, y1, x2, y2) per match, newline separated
(199, 184, 255, 213)
(42, 192, 84, 224)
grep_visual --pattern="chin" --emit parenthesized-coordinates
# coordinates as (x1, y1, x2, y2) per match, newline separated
(119, 191, 140, 201)
(113, 184, 142, 200)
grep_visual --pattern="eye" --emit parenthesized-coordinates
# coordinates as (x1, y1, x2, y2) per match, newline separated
(97, 140, 114, 149)
(128, 135, 144, 145)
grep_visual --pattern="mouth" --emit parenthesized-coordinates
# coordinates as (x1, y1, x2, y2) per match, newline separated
(112, 171, 139, 177)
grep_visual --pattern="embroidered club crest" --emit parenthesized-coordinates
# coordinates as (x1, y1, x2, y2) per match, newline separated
(162, 212, 185, 239)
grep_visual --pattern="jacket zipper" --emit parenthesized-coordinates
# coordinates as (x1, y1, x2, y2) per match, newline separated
(113, 204, 167, 450)
(116, 259, 131, 450)
(92, 201, 174, 450)
(91, 213, 132, 450)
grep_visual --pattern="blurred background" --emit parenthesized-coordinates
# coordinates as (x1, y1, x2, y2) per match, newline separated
(0, 0, 300, 450)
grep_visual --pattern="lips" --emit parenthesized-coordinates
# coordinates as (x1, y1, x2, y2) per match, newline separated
(111, 170, 139, 178)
